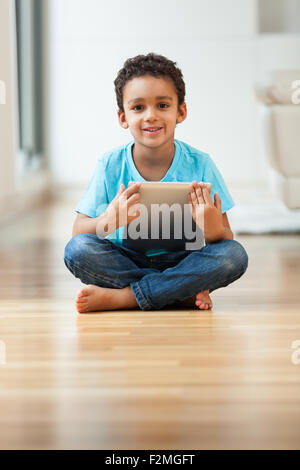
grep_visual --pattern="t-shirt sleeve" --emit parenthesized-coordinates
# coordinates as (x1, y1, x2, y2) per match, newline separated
(202, 155, 235, 213)
(75, 157, 109, 218)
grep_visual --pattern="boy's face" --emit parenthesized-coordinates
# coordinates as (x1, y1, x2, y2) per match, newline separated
(118, 75, 187, 149)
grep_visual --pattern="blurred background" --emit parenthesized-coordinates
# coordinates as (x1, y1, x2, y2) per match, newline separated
(1, 0, 300, 232)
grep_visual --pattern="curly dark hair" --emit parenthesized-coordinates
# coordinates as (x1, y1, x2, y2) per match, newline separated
(114, 52, 186, 113)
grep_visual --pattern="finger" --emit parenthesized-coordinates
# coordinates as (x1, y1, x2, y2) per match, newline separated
(195, 184, 205, 204)
(214, 192, 222, 211)
(189, 181, 199, 194)
(113, 184, 125, 200)
(125, 182, 141, 198)
(188, 193, 195, 218)
(128, 202, 141, 217)
(127, 191, 140, 205)
(201, 183, 213, 205)
(189, 189, 198, 207)
(189, 192, 198, 220)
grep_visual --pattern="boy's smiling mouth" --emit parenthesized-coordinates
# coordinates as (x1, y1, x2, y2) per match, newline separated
(143, 127, 163, 135)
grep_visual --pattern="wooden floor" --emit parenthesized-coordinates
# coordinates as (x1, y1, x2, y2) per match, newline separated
(0, 199, 300, 450)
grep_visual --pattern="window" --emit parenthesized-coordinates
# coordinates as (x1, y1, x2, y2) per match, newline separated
(15, 0, 43, 166)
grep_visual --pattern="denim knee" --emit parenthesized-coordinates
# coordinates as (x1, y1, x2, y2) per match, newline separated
(221, 239, 249, 277)
(64, 233, 91, 265)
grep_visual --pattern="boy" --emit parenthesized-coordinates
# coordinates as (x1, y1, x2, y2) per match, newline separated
(64, 53, 248, 313)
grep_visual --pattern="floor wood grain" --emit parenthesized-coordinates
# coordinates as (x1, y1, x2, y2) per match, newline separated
(0, 200, 299, 449)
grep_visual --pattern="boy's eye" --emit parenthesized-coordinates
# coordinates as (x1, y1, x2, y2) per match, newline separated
(132, 103, 169, 111)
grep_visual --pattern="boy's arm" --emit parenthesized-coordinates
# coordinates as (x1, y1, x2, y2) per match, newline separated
(220, 212, 234, 240)
(72, 182, 141, 238)
(205, 212, 234, 244)
(72, 212, 111, 238)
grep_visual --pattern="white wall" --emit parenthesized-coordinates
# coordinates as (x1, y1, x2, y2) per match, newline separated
(47, 0, 300, 193)
(0, 0, 51, 225)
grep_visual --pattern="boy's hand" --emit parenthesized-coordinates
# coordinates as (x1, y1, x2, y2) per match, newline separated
(188, 181, 224, 243)
(104, 182, 141, 231)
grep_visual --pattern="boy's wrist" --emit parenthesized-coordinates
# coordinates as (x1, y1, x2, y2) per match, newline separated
(221, 226, 234, 240)
(205, 225, 233, 244)
(96, 211, 117, 237)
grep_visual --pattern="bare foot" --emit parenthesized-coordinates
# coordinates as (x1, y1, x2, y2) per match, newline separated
(172, 290, 213, 310)
(76, 284, 138, 313)
(195, 290, 213, 310)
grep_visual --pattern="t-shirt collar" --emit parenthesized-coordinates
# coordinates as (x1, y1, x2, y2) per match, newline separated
(126, 139, 181, 182)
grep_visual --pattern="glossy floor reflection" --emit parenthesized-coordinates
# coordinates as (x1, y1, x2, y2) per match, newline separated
(0, 200, 299, 449)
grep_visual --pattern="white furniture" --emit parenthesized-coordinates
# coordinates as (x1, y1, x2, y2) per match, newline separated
(255, 70, 300, 209)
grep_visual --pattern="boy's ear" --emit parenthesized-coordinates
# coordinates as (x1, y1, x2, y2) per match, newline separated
(176, 102, 187, 125)
(117, 110, 129, 129)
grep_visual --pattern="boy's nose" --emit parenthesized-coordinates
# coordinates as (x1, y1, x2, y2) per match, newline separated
(144, 108, 158, 120)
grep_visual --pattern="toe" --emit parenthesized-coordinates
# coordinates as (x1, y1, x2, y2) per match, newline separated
(76, 297, 88, 304)
(76, 289, 85, 299)
(76, 304, 86, 313)
(196, 302, 205, 309)
(77, 286, 92, 298)
(195, 300, 211, 310)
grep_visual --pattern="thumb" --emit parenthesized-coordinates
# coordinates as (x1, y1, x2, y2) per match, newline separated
(113, 184, 125, 200)
(118, 184, 125, 194)
(214, 192, 222, 211)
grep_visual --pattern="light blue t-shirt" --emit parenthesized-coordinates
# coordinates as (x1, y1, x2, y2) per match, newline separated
(75, 139, 235, 256)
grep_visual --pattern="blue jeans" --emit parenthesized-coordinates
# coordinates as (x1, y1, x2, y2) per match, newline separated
(64, 233, 248, 311)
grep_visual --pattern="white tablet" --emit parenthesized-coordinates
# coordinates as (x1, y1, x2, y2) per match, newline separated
(124, 181, 212, 253)
(128, 181, 211, 214)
